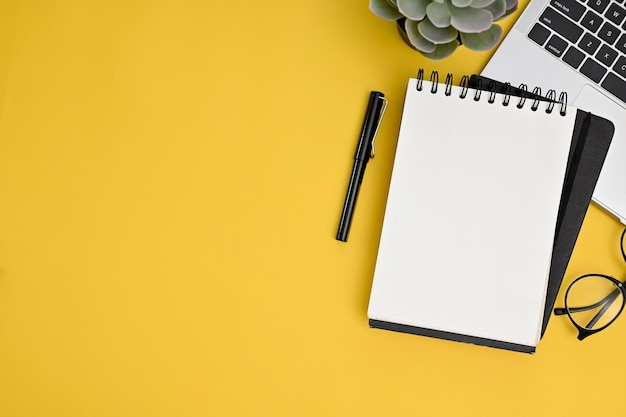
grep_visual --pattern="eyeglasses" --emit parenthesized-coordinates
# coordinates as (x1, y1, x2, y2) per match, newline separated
(554, 228, 626, 340)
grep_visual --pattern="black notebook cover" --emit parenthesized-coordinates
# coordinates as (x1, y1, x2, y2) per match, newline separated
(541, 110, 614, 335)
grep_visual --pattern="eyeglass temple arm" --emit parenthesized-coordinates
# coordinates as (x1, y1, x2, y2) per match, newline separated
(571, 292, 621, 340)
(585, 290, 620, 328)
(556, 290, 621, 340)
(553, 287, 621, 315)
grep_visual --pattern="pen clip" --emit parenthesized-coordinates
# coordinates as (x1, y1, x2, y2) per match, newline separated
(370, 96, 388, 159)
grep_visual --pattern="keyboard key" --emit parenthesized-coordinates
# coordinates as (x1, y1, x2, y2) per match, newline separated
(581, 58, 608, 82)
(601, 72, 626, 102)
(581, 10, 603, 32)
(605, 3, 626, 25)
(563, 46, 586, 68)
(614, 56, 626, 78)
(546, 34, 569, 56)
(595, 44, 619, 65)
(550, 0, 586, 20)
(598, 21, 620, 44)
(539, 7, 584, 42)
(579, 32, 602, 53)
(616, 33, 626, 53)
(588, 0, 610, 14)
(528, 23, 551, 45)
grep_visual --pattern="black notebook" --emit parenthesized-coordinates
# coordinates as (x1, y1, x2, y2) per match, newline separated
(367, 71, 614, 353)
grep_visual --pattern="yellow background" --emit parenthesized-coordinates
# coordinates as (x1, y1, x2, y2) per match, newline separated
(0, 1, 624, 416)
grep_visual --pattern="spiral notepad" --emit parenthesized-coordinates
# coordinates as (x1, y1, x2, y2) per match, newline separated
(367, 70, 614, 353)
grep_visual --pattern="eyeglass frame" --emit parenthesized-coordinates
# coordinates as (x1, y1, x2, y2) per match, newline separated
(554, 228, 626, 340)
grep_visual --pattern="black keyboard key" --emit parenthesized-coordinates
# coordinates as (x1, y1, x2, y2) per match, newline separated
(616, 33, 626, 53)
(550, 0, 586, 20)
(539, 7, 584, 42)
(598, 21, 620, 44)
(595, 44, 619, 65)
(528, 23, 551, 45)
(579, 32, 602, 53)
(605, 3, 626, 25)
(601, 72, 626, 102)
(546, 34, 569, 56)
(581, 10, 603, 32)
(614, 56, 626, 78)
(581, 58, 608, 82)
(588, 0, 610, 14)
(563, 46, 586, 68)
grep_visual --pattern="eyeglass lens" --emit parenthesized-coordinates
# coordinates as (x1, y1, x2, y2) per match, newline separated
(566, 275, 625, 331)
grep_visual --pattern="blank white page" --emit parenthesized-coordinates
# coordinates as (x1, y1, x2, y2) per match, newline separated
(368, 78, 576, 348)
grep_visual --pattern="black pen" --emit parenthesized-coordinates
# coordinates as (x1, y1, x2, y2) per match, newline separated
(336, 91, 387, 242)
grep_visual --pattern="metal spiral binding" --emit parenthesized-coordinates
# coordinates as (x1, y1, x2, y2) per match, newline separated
(415, 69, 568, 115)
(459, 75, 469, 99)
(516, 84, 528, 109)
(416, 68, 424, 91)
(430, 71, 438, 93)
(546, 90, 556, 113)
(473, 77, 483, 101)
(558, 91, 568, 115)
(502, 82, 512, 106)
(487, 80, 497, 104)
(444, 73, 453, 96)
(531, 87, 542, 111)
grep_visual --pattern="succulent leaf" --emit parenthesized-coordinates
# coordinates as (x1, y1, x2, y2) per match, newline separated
(421, 39, 460, 59)
(398, 0, 431, 20)
(505, 0, 518, 11)
(494, 0, 517, 21)
(405, 18, 437, 53)
(418, 18, 458, 44)
(485, 0, 507, 20)
(426, 1, 452, 28)
(451, 0, 473, 8)
(460, 24, 503, 50)
(449, 5, 493, 33)
(500, 0, 519, 18)
(369, 0, 403, 20)
(470, 0, 496, 7)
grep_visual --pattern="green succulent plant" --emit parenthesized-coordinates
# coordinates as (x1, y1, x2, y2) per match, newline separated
(370, 0, 518, 59)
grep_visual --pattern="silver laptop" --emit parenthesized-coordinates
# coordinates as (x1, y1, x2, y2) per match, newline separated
(482, 0, 626, 224)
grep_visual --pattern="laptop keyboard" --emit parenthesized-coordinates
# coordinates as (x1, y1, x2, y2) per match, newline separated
(528, 0, 626, 103)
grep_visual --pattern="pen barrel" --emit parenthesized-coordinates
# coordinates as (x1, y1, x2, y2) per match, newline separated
(336, 159, 367, 242)
(355, 91, 385, 161)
